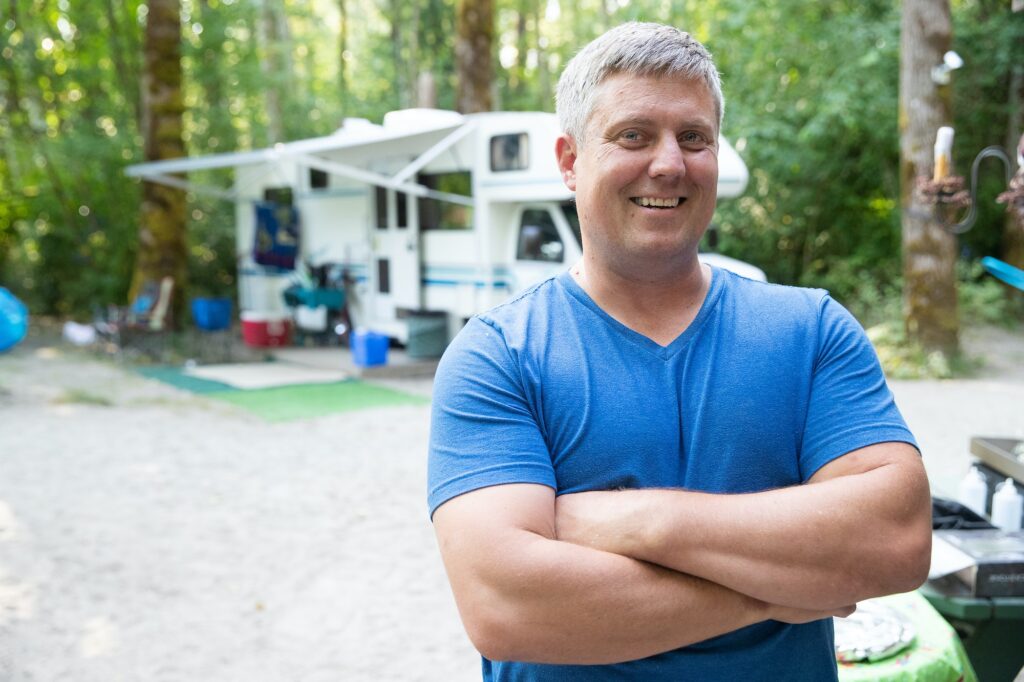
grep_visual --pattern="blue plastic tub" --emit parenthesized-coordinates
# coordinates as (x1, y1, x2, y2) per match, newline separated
(191, 297, 233, 331)
(351, 330, 389, 367)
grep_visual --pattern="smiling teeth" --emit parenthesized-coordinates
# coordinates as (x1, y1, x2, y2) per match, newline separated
(634, 197, 680, 208)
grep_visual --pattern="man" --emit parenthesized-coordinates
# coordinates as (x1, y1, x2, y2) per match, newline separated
(428, 22, 931, 681)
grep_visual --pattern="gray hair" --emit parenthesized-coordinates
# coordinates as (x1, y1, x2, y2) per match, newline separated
(555, 22, 724, 143)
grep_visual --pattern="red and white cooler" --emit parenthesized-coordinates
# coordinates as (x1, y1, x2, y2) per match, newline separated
(240, 311, 292, 348)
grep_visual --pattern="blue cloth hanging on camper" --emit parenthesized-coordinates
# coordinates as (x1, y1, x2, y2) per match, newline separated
(253, 202, 300, 270)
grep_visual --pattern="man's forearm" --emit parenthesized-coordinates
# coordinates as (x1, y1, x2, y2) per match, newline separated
(555, 449, 932, 610)
(433, 485, 848, 665)
(439, 525, 850, 665)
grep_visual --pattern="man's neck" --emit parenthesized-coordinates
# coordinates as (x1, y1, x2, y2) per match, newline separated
(570, 256, 711, 347)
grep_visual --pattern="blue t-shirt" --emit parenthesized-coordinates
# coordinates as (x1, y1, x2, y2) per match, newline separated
(428, 268, 916, 681)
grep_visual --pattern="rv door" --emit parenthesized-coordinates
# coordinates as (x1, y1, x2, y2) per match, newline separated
(371, 187, 422, 321)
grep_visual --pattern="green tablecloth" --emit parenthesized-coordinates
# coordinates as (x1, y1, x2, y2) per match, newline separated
(838, 591, 977, 682)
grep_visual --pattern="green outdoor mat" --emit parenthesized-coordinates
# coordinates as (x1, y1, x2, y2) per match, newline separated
(136, 366, 235, 394)
(136, 365, 428, 421)
(208, 381, 428, 421)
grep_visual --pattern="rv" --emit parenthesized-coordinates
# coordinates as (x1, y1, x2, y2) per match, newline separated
(125, 108, 762, 345)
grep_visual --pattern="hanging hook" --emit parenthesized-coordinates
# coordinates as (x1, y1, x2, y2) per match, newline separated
(943, 146, 1015, 234)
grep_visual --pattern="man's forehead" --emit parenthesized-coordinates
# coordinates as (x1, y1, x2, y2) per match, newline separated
(587, 73, 717, 129)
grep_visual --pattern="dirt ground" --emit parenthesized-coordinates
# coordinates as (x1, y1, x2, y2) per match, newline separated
(0, 335, 477, 682)
(0, 323, 1022, 681)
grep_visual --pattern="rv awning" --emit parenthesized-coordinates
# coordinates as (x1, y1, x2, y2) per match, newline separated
(123, 109, 470, 202)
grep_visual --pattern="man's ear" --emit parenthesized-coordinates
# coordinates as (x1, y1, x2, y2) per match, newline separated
(555, 134, 578, 192)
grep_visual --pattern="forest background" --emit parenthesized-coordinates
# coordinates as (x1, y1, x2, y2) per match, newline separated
(1, 0, 1021, 343)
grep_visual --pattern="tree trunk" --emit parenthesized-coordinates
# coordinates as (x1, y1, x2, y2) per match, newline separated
(133, 0, 187, 327)
(455, 0, 494, 113)
(535, 0, 549, 111)
(417, 71, 437, 108)
(408, 1, 421, 109)
(899, 0, 958, 355)
(389, 0, 407, 109)
(339, 0, 348, 116)
(260, 0, 287, 144)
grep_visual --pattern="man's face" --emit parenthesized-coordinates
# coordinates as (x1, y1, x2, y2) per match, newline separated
(556, 72, 719, 275)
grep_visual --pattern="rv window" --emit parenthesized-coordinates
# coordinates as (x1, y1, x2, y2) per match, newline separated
(310, 168, 328, 189)
(516, 209, 563, 263)
(375, 187, 408, 230)
(490, 133, 529, 172)
(263, 186, 294, 206)
(417, 172, 473, 231)
(377, 258, 391, 294)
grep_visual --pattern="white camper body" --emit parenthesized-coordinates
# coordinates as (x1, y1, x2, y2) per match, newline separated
(126, 108, 760, 343)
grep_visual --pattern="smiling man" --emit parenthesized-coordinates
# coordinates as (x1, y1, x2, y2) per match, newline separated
(428, 22, 931, 681)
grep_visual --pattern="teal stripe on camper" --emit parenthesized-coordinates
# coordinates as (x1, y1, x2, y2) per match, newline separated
(422, 264, 511, 289)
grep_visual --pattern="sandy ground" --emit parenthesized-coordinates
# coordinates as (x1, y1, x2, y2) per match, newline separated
(0, 324, 1022, 682)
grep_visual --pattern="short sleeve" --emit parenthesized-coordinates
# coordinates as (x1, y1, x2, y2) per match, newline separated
(799, 295, 918, 479)
(427, 317, 556, 518)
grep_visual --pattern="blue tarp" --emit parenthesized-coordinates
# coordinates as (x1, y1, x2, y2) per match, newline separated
(0, 287, 28, 352)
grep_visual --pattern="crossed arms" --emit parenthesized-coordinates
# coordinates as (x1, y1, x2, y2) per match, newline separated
(432, 441, 932, 665)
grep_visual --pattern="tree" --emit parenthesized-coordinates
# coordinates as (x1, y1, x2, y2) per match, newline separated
(455, 0, 494, 113)
(899, 0, 958, 355)
(133, 0, 187, 327)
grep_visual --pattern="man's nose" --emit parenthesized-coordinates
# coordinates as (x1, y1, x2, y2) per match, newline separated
(648, 136, 686, 178)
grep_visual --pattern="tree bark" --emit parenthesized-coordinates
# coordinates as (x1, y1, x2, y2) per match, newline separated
(388, 0, 407, 109)
(899, 0, 958, 355)
(339, 0, 348, 116)
(133, 0, 187, 327)
(455, 0, 494, 113)
(260, 0, 284, 142)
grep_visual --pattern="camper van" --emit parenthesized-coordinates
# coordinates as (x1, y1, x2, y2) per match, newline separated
(126, 108, 763, 345)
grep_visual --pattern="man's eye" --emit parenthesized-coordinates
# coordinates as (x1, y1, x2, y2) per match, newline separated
(620, 130, 642, 142)
(681, 132, 708, 146)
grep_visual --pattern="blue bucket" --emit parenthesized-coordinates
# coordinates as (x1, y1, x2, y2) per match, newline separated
(191, 297, 233, 331)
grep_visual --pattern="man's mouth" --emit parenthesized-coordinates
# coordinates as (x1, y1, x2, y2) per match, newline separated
(631, 197, 684, 209)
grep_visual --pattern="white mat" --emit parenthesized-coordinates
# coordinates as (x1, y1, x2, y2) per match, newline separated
(185, 362, 348, 390)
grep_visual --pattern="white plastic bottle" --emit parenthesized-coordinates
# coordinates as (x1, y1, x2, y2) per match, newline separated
(957, 465, 989, 517)
(991, 478, 1023, 531)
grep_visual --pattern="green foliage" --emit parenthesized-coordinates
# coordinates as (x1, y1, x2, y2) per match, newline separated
(859, 263, 1021, 380)
(957, 260, 1022, 328)
(1, 0, 1021, 325)
(705, 0, 905, 305)
(866, 320, 956, 380)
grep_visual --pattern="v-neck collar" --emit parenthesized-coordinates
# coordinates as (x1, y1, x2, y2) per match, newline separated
(556, 266, 725, 361)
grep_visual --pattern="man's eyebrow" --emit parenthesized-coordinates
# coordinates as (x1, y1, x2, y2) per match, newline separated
(600, 115, 717, 133)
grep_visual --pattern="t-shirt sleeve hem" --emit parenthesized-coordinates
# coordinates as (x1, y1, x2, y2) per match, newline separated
(802, 426, 920, 481)
(428, 465, 558, 519)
